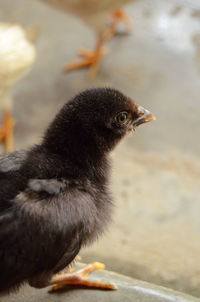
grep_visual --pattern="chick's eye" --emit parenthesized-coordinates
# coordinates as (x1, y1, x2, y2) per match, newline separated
(116, 111, 128, 125)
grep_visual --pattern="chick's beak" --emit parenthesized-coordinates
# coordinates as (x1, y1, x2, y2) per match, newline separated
(132, 105, 156, 127)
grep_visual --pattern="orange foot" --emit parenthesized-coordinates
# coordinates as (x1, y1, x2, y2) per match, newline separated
(49, 262, 117, 292)
(109, 9, 133, 37)
(0, 111, 15, 152)
(64, 36, 108, 78)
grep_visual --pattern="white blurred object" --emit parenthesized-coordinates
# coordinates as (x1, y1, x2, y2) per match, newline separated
(0, 23, 36, 152)
(0, 23, 36, 111)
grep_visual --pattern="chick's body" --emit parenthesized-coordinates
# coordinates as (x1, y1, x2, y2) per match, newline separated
(0, 88, 155, 293)
(0, 148, 111, 292)
(42, 0, 132, 31)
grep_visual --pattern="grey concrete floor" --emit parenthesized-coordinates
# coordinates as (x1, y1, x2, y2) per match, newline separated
(1, 0, 200, 297)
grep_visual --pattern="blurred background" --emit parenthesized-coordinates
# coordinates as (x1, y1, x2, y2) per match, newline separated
(0, 0, 200, 297)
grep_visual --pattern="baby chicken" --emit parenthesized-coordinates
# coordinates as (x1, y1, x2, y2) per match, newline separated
(0, 88, 155, 293)
(41, 0, 133, 77)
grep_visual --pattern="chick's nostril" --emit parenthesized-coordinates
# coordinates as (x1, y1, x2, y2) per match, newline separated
(139, 106, 153, 118)
(136, 105, 146, 116)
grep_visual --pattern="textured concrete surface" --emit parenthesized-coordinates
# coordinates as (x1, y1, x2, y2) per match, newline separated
(1, 0, 200, 298)
(2, 264, 199, 302)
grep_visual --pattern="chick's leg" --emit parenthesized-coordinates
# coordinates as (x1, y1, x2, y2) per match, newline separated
(49, 262, 117, 291)
(0, 111, 15, 152)
(64, 35, 108, 78)
(109, 9, 133, 37)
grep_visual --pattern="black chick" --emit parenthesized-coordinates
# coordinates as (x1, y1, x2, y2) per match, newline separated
(0, 88, 155, 294)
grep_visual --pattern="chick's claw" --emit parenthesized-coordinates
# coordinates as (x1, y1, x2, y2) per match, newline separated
(49, 262, 117, 292)
(64, 37, 108, 78)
